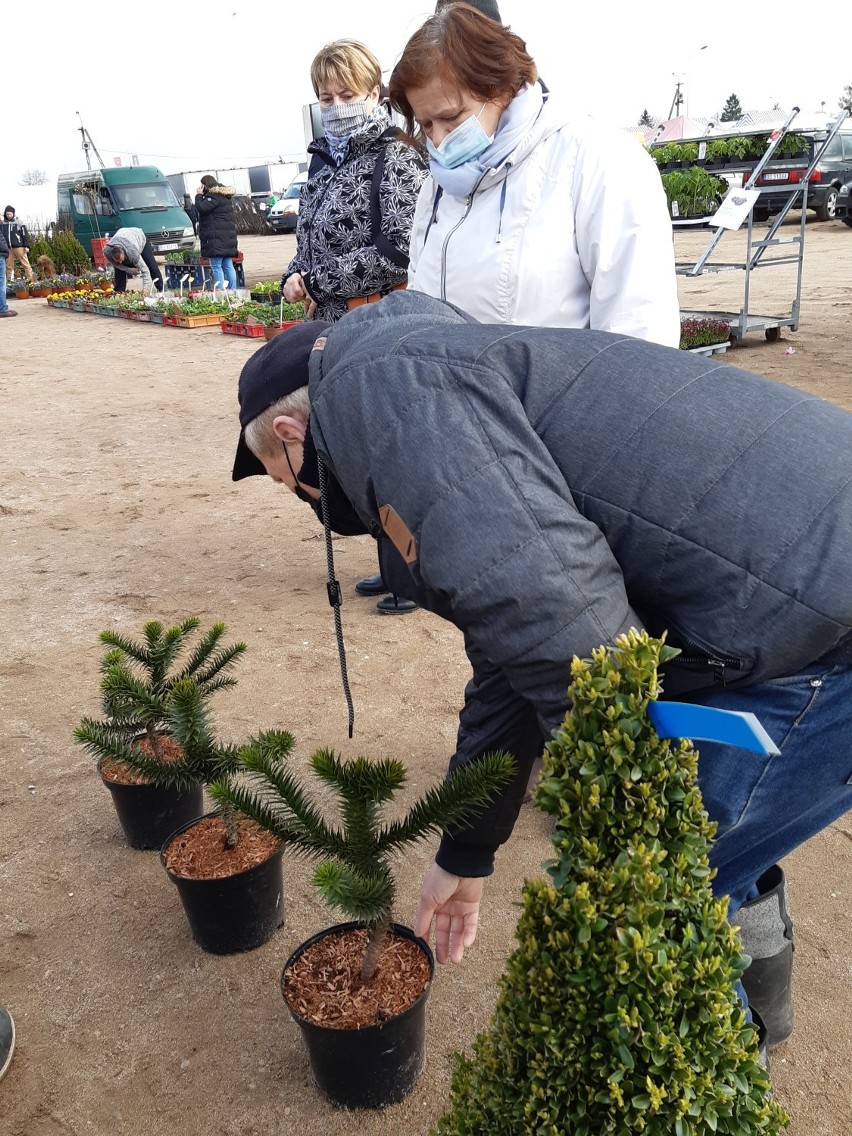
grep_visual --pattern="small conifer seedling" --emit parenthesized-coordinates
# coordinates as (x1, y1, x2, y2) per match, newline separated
(74, 617, 246, 766)
(211, 748, 514, 980)
(434, 629, 788, 1136)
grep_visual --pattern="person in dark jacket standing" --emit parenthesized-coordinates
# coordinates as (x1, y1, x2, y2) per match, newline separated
(232, 290, 852, 1045)
(283, 40, 427, 324)
(0, 228, 18, 316)
(195, 176, 239, 292)
(2, 206, 33, 284)
(284, 38, 427, 613)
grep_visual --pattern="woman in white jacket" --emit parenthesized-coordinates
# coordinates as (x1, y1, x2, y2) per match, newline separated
(389, 5, 680, 347)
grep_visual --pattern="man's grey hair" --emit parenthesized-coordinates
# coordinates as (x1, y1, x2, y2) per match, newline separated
(244, 386, 311, 459)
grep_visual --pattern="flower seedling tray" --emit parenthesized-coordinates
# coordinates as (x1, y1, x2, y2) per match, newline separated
(221, 319, 265, 337)
(162, 314, 181, 326)
(148, 311, 165, 324)
(174, 313, 224, 328)
(71, 299, 87, 312)
(124, 311, 151, 322)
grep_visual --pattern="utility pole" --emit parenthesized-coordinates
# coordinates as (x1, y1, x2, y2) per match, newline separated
(76, 112, 105, 170)
(669, 80, 683, 120)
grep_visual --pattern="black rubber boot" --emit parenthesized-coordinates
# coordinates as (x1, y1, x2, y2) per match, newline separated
(736, 865, 794, 1048)
(0, 1005, 15, 1082)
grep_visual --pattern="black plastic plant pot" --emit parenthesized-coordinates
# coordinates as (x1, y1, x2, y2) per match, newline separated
(160, 814, 285, 954)
(281, 921, 434, 1109)
(99, 760, 203, 850)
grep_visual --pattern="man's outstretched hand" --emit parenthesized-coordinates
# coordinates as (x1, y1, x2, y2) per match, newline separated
(415, 863, 485, 964)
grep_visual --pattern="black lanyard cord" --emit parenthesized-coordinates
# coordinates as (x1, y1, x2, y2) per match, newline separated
(318, 455, 355, 738)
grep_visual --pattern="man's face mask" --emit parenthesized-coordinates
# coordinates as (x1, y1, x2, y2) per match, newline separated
(426, 104, 493, 169)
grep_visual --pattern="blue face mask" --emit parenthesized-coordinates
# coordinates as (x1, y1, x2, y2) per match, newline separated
(426, 103, 494, 169)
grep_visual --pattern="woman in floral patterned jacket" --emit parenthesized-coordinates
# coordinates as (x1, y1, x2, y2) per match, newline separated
(283, 40, 427, 325)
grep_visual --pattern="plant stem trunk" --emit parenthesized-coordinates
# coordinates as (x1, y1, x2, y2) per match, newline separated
(361, 916, 390, 983)
(146, 721, 163, 762)
(221, 800, 239, 850)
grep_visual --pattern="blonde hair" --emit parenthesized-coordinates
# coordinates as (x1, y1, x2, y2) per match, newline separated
(310, 40, 381, 98)
(244, 388, 312, 460)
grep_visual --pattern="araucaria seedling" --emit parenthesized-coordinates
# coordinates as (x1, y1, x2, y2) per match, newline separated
(74, 617, 246, 769)
(434, 630, 787, 1136)
(211, 747, 514, 980)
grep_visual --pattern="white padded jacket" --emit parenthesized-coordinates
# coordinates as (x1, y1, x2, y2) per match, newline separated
(407, 97, 680, 347)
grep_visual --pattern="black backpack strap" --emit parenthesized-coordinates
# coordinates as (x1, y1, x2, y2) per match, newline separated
(370, 135, 410, 270)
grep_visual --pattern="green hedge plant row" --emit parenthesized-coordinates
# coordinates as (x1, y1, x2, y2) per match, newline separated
(651, 133, 807, 167)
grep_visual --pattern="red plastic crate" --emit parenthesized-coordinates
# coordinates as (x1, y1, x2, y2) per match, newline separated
(220, 320, 265, 337)
(91, 238, 109, 268)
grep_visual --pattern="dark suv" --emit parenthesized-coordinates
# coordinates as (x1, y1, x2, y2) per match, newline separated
(748, 128, 852, 221)
(835, 180, 852, 226)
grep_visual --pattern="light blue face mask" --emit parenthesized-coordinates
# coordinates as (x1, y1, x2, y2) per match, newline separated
(426, 103, 494, 169)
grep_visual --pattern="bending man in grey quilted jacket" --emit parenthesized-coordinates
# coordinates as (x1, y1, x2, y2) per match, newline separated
(232, 291, 851, 1037)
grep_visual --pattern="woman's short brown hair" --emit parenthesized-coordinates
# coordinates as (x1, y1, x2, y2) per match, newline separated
(310, 40, 382, 99)
(200, 174, 219, 190)
(389, 5, 537, 137)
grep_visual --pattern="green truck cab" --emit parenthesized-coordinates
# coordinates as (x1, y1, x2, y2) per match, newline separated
(57, 165, 195, 256)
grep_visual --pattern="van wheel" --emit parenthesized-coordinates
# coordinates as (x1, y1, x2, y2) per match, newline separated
(752, 206, 770, 223)
(815, 188, 838, 221)
(765, 327, 781, 342)
(842, 217, 852, 228)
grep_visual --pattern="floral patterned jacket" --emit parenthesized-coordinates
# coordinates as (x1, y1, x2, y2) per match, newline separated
(284, 107, 427, 323)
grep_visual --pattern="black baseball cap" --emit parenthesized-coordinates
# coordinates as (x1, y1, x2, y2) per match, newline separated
(232, 320, 331, 481)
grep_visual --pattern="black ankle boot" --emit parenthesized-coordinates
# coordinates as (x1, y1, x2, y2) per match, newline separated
(737, 865, 794, 1048)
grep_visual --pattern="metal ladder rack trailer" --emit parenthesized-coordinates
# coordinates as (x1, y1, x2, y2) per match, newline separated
(676, 108, 851, 342)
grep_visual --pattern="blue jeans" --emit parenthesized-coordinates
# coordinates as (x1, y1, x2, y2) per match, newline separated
(0, 266, 7, 312)
(209, 256, 237, 292)
(680, 660, 852, 915)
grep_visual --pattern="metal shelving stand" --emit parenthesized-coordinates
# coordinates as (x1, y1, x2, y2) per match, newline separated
(675, 108, 850, 342)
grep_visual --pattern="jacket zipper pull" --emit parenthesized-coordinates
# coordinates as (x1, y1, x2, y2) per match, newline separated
(709, 658, 727, 685)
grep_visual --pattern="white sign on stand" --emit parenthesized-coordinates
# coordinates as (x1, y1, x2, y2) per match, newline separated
(712, 187, 762, 230)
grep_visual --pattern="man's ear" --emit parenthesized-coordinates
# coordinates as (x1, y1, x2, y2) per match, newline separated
(272, 414, 307, 444)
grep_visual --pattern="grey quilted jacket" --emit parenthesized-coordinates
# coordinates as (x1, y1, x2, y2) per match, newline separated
(308, 290, 852, 872)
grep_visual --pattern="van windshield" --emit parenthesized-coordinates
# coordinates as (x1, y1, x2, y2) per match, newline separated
(110, 182, 181, 212)
(284, 183, 303, 199)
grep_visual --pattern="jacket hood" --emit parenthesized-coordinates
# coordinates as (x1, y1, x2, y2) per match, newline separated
(3, 206, 14, 217)
(209, 185, 236, 197)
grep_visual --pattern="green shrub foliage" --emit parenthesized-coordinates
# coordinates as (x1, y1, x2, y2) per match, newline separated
(435, 630, 787, 1136)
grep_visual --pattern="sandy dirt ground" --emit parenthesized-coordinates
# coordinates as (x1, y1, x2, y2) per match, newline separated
(2, 219, 850, 1136)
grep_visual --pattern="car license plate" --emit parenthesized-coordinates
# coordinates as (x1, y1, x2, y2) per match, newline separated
(158, 242, 179, 251)
(763, 172, 789, 181)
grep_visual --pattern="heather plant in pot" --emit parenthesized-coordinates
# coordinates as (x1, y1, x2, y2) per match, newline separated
(434, 630, 787, 1136)
(74, 618, 246, 849)
(211, 746, 513, 1109)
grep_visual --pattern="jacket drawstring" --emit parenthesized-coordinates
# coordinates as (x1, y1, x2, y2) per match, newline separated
(496, 163, 512, 244)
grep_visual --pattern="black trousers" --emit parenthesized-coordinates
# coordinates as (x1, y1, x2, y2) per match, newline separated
(113, 239, 163, 292)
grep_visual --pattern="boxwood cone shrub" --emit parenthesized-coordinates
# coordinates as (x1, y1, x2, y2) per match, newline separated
(435, 630, 787, 1136)
(210, 747, 514, 980)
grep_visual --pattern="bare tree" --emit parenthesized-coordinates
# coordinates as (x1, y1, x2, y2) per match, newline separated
(19, 169, 48, 186)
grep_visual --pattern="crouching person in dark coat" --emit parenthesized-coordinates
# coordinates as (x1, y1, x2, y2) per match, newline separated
(231, 290, 852, 1048)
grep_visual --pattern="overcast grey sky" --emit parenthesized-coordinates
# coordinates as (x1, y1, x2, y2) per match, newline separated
(6, 0, 848, 183)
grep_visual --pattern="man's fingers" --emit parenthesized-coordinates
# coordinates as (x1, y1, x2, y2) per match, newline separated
(433, 910, 452, 965)
(414, 895, 435, 942)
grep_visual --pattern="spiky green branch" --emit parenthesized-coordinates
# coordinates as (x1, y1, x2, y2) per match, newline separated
(212, 747, 514, 981)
